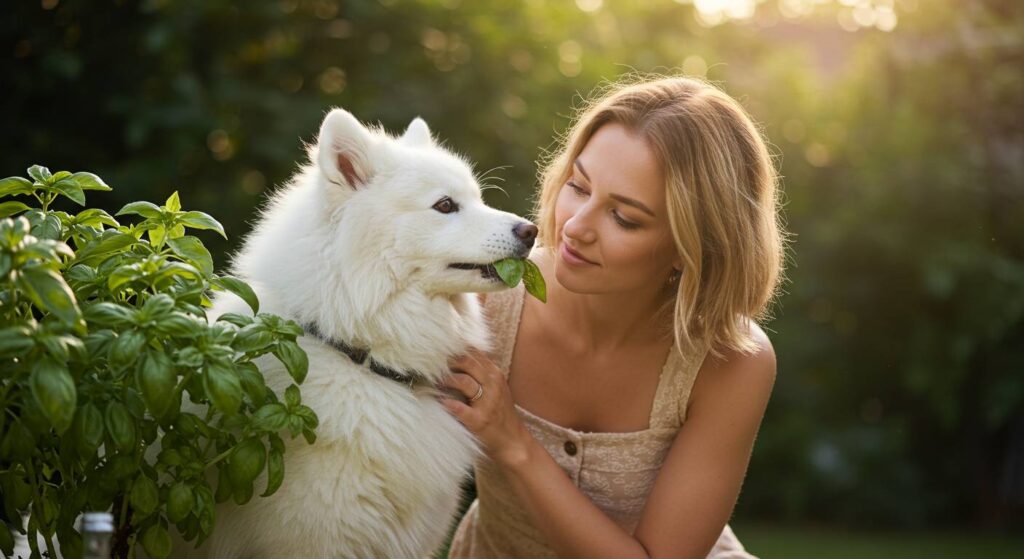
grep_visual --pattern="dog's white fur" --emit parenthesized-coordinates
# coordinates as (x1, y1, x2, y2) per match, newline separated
(175, 109, 534, 558)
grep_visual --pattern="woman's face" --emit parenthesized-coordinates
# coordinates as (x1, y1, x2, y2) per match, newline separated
(553, 122, 681, 295)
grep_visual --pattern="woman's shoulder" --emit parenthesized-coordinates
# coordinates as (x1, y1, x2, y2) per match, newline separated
(688, 321, 776, 416)
(709, 321, 775, 378)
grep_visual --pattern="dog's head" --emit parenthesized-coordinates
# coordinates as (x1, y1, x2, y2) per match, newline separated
(312, 108, 536, 295)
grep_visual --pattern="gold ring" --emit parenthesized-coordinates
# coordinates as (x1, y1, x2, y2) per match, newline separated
(469, 383, 484, 403)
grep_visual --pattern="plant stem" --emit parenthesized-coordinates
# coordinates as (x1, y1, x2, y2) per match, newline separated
(111, 493, 132, 559)
(199, 404, 216, 458)
(42, 524, 58, 559)
(0, 384, 13, 435)
(26, 516, 40, 557)
(3, 283, 26, 322)
(119, 492, 130, 533)
(205, 447, 232, 469)
(27, 460, 59, 559)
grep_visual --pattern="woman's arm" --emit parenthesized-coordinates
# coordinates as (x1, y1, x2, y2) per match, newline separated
(441, 327, 775, 559)
(633, 326, 776, 558)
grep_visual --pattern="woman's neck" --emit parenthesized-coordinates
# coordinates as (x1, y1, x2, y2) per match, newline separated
(534, 248, 675, 354)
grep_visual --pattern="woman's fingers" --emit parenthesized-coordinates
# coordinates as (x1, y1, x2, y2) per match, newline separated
(439, 372, 481, 423)
(440, 396, 471, 419)
(462, 346, 490, 363)
(448, 347, 499, 383)
(448, 353, 477, 373)
(442, 371, 481, 399)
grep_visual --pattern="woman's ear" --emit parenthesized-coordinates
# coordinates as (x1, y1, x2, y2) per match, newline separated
(316, 108, 376, 189)
(668, 260, 683, 283)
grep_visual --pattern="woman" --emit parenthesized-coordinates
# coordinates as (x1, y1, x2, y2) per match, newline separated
(440, 75, 787, 559)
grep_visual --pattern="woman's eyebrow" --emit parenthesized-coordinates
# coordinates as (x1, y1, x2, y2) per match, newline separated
(574, 159, 591, 181)
(574, 159, 656, 217)
(609, 194, 655, 217)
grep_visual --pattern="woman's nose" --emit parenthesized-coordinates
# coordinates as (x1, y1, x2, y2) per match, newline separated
(563, 206, 597, 243)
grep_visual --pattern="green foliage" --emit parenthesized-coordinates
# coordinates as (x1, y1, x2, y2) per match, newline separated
(740, 2, 1024, 528)
(0, 167, 318, 558)
(729, 524, 1024, 559)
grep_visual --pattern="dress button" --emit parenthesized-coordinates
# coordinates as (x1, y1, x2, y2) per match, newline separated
(563, 440, 577, 456)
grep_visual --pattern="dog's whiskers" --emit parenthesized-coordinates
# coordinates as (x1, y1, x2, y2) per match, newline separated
(476, 165, 512, 200)
(476, 165, 511, 184)
(480, 183, 510, 198)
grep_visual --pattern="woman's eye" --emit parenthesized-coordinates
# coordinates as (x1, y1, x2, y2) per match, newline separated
(432, 197, 458, 214)
(614, 213, 640, 230)
(567, 181, 587, 196)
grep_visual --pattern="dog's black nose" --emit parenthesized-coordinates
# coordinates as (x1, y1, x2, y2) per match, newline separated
(513, 223, 538, 247)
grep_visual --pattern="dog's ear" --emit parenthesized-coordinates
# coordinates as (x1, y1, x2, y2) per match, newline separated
(317, 108, 375, 190)
(400, 117, 433, 147)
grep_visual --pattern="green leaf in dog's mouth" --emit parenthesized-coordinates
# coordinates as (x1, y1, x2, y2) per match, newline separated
(493, 258, 547, 303)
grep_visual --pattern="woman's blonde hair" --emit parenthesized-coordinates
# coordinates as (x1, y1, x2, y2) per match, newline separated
(533, 74, 790, 359)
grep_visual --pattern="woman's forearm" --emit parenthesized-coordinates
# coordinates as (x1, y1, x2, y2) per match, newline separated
(496, 435, 650, 559)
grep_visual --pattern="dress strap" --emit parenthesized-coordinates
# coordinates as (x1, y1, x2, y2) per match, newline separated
(647, 341, 712, 430)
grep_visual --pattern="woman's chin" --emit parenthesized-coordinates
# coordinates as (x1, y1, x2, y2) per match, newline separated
(553, 265, 599, 295)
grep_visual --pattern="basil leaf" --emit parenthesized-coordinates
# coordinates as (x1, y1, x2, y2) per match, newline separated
(522, 258, 547, 303)
(204, 359, 243, 415)
(212, 275, 260, 314)
(491, 257, 546, 302)
(29, 358, 77, 434)
(129, 474, 159, 517)
(167, 482, 194, 523)
(273, 340, 308, 384)
(141, 524, 171, 559)
(493, 258, 525, 287)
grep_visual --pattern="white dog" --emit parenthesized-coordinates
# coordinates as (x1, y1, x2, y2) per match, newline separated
(177, 109, 537, 558)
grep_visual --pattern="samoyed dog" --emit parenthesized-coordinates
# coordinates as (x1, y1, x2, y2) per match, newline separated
(176, 108, 537, 558)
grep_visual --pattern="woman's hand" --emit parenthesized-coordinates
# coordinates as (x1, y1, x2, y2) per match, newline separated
(439, 346, 533, 468)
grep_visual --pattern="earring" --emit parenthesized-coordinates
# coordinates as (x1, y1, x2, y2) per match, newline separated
(668, 268, 682, 284)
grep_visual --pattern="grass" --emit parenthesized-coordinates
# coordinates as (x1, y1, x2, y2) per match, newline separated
(731, 523, 1024, 559)
(436, 521, 1023, 558)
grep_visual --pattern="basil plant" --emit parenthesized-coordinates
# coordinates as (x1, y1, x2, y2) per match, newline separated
(0, 166, 318, 559)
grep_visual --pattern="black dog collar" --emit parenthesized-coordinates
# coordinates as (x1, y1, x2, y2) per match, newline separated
(302, 322, 424, 389)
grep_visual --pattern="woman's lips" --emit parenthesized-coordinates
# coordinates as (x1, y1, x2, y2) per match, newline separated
(560, 242, 598, 266)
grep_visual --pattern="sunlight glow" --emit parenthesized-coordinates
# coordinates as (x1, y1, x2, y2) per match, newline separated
(680, 0, 900, 30)
(692, 0, 760, 26)
(575, 0, 603, 13)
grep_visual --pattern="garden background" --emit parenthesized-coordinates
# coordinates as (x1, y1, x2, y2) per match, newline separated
(4, 0, 1023, 556)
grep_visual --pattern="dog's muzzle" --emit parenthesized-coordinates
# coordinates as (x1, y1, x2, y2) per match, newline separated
(448, 262, 501, 281)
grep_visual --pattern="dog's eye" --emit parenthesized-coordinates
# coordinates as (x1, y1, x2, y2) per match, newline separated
(432, 197, 459, 214)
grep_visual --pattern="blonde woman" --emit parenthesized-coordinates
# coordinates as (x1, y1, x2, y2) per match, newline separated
(441, 76, 787, 559)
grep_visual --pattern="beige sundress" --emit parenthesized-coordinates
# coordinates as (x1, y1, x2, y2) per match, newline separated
(446, 281, 756, 558)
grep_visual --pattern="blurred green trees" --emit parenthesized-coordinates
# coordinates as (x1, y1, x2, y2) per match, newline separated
(3, 0, 1021, 530)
